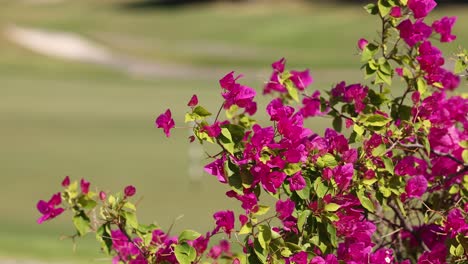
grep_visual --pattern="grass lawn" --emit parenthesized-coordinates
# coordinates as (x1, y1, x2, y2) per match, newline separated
(0, 0, 466, 262)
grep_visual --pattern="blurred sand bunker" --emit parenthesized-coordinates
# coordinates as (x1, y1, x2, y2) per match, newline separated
(5, 25, 113, 64)
(4, 25, 226, 80)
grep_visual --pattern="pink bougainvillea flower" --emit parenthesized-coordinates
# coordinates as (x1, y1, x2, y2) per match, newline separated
(432, 16, 457, 43)
(261, 170, 286, 194)
(395, 67, 403, 77)
(397, 19, 432, 47)
(289, 251, 308, 264)
(408, 0, 437, 19)
(37, 192, 64, 224)
(61, 175, 70, 187)
(357, 38, 368, 51)
(300, 90, 325, 118)
(310, 255, 339, 264)
(405, 175, 428, 198)
(207, 239, 231, 259)
(276, 198, 295, 220)
(290, 69, 313, 91)
(187, 94, 198, 107)
(124, 185, 136, 197)
(155, 109, 175, 138)
(288, 172, 306, 191)
(417, 243, 446, 264)
(204, 156, 227, 183)
(266, 98, 294, 121)
(390, 6, 402, 18)
(219, 71, 257, 114)
(445, 208, 468, 238)
(213, 210, 235, 236)
(80, 178, 90, 194)
(370, 248, 394, 264)
(333, 164, 354, 191)
(188, 232, 209, 255)
(264, 58, 287, 95)
(395, 156, 427, 177)
(239, 214, 248, 226)
(412, 91, 421, 104)
(202, 122, 222, 138)
(417, 41, 444, 74)
(226, 190, 258, 214)
(111, 229, 146, 263)
(272, 57, 286, 73)
(331, 82, 368, 113)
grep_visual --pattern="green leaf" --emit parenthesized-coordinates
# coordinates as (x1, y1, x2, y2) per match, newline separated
(193, 106, 211, 117)
(174, 243, 197, 264)
(225, 124, 245, 143)
(108, 195, 116, 206)
(454, 59, 467, 74)
(137, 223, 158, 234)
(361, 114, 391, 127)
(372, 144, 387, 157)
(284, 163, 301, 176)
(459, 140, 468, 148)
(363, 178, 378, 186)
(364, 3, 379, 15)
(376, 69, 392, 86)
(285, 80, 299, 102)
(324, 203, 341, 212)
(73, 213, 91, 236)
(313, 177, 328, 199)
(378, 0, 392, 16)
(353, 125, 365, 135)
(77, 196, 97, 210)
(280, 247, 293, 258)
(357, 190, 375, 212)
(361, 43, 379, 62)
(258, 225, 272, 250)
(449, 243, 464, 257)
(332, 116, 342, 132)
(326, 223, 338, 248)
(379, 60, 392, 75)
(253, 238, 267, 263)
(219, 128, 235, 154)
(296, 177, 311, 200)
(239, 222, 252, 235)
(364, 64, 377, 79)
(124, 211, 138, 229)
(417, 78, 427, 95)
(297, 210, 311, 232)
(96, 224, 112, 254)
(463, 150, 468, 164)
(184, 113, 195, 123)
(123, 202, 136, 211)
(178, 230, 201, 243)
(255, 205, 270, 216)
(382, 156, 394, 174)
(379, 186, 392, 198)
(320, 153, 338, 168)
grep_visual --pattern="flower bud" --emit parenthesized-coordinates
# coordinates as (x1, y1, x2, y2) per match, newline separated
(99, 191, 106, 201)
(62, 176, 70, 187)
(358, 38, 368, 51)
(80, 178, 90, 194)
(124, 185, 136, 197)
(390, 6, 402, 18)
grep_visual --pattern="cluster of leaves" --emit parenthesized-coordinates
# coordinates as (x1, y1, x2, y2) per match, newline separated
(37, 0, 468, 263)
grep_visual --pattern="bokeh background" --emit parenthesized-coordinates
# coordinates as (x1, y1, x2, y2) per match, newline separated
(0, 0, 466, 262)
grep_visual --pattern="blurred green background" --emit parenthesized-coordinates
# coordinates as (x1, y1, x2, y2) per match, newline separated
(0, 0, 466, 262)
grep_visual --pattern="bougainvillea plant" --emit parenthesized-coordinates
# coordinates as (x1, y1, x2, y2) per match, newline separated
(37, 0, 468, 263)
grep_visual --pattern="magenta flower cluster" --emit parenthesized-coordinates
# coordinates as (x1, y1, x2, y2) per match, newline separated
(37, 0, 467, 263)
